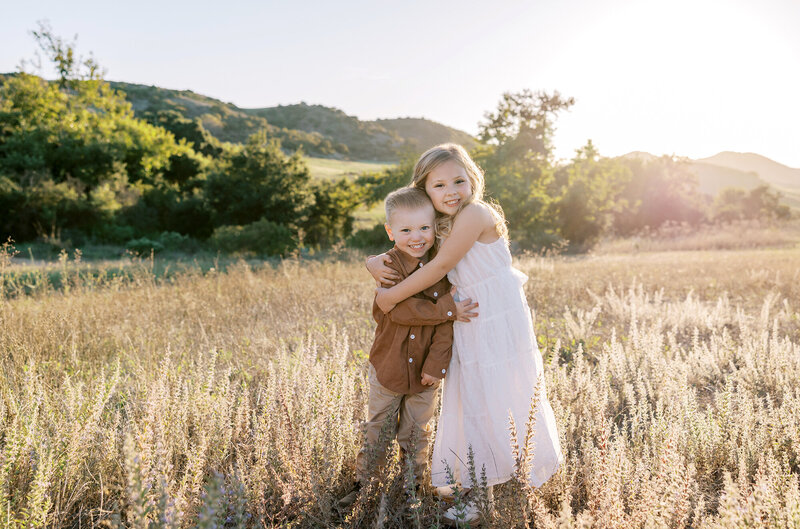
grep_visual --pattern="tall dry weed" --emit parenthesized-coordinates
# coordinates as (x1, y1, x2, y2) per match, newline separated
(1, 243, 800, 526)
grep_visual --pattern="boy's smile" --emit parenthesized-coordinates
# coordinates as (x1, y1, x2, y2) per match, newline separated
(385, 204, 436, 259)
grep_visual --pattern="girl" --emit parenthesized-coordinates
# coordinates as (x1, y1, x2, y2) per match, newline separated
(368, 143, 563, 522)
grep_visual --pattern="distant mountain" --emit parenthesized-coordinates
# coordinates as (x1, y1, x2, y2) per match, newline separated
(621, 150, 800, 208)
(243, 106, 477, 160)
(107, 82, 475, 161)
(619, 151, 660, 163)
(243, 103, 402, 160)
(689, 162, 766, 196)
(375, 118, 477, 153)
(696, 152, 800, 191)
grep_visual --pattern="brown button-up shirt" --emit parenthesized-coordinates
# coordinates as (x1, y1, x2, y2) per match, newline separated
(369, 246, 457, 394)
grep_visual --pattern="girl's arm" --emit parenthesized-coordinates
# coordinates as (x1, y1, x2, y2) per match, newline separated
(375, 203, 494, 312)
(366, 253, 400, 286)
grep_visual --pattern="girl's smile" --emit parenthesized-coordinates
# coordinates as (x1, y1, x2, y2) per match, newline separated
(425, 160, 473, 215)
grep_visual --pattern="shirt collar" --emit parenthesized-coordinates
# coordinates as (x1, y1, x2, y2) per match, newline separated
(390, 245, 428, 274)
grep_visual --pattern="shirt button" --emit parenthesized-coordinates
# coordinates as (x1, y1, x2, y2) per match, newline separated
(409, 358, 413, 363)
(433, 292, 438, 297)
(442, 369, 446, 374)
(410, 334, 415, 339)
(447, 311, 453, 317)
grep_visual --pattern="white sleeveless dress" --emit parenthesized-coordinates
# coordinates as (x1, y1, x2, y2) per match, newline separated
(430, 237, 563, 488)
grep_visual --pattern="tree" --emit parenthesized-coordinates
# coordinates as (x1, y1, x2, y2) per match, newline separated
(301, 178, 364, 247)
(355, 157, 416, 206)
(474, 90, 575, 249)
(204, 131, 312, 229)
(712, 185, 791, 222)
(613, 156, 707, 234)
(553, 141, 631, 250)
(479, 89, 574, 163)
(26, 20, 104, 89)
(0, 24, 201, 242)
(144, 110, 224, 158)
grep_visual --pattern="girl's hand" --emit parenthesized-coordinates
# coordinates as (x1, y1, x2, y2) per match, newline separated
(451, 286, 479, 322)
(375, 287, 397, 313)
(367, 253, 399, 286)
(421, 373, 438, 386)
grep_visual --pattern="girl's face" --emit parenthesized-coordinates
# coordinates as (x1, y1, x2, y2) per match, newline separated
(424, 160, 473, 216)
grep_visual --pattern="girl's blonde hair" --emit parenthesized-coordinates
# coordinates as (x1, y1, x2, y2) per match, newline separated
(410, 143, 507, 244)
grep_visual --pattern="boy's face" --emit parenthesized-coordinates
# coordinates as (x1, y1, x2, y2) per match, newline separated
(385, 204, 436, 259)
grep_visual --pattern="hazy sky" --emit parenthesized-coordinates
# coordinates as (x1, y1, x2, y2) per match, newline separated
(3, 0, 799, 167)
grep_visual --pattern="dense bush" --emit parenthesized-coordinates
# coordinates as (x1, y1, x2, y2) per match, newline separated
(612, 156, 707, 235)
(355, 158, 415, 205)
(210, 218, 296, 256)
(0, 27, 364, 255)
(552, 141, 630, 251)
(157, 231, 197, 252)
(125, 237, 164, 255)
(471, 89, 773, 251)
(301, 178, 364, 247)
(712, 185, 791, 222)
(204, 132, 311, 228)
(143, 110, 224, 158)
(346, 222, 390, 250)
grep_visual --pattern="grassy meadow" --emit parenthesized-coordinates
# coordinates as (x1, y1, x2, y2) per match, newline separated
(2, 230, 800, 528)
(304, 156, 392, 232)
(304, 157, 394, 180)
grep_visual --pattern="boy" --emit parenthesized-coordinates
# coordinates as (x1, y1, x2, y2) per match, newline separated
(339, 187, 478, 507)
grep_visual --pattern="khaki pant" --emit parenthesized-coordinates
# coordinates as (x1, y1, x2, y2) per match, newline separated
(355, 364, 439, 484)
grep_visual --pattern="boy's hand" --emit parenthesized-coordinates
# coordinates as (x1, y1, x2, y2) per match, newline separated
(375, 288, 397, 313)
(451, 286, 479, 322)
(367, 254, 399, 286)
(421, 373, 438, 386)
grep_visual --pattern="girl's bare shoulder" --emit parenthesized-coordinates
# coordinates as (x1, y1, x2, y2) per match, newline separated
(458, 202, 496, 225)
(458, 202, 502, 242)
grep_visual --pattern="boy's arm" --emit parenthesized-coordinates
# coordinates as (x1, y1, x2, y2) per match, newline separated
(421, 321, 453, 380)
(372, 298, 384, 324)
(386, 290, 457, 326)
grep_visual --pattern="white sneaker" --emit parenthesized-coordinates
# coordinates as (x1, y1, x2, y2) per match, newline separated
(442, 500, 480, 526)
(435, 485, 457, 503)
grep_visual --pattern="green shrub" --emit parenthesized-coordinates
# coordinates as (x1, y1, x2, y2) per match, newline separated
(96, 224, 136, 244)
(210, 218, 296, 256)
(346, 223, 389, 250)
(125, 237, 164, 255)
(157, 231, 194, 251)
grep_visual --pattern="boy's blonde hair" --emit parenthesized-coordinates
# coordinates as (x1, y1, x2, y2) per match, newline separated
(384, 186, 434, 223)
(410, 143, 507, 242)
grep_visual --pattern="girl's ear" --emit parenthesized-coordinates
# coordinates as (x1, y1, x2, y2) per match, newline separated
(384, 223, 394, 241)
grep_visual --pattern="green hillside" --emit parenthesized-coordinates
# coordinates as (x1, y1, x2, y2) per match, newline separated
(108, 81, 345, 157)
(101, 83, 475, 161)
(376, 117, 477, 152)
(244, 103, 401, 160)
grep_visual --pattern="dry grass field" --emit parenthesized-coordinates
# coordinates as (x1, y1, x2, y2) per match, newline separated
(2, 237, 800, 528)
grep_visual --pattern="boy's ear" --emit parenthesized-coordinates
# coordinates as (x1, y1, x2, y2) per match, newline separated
(384, 223, 394, 241)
